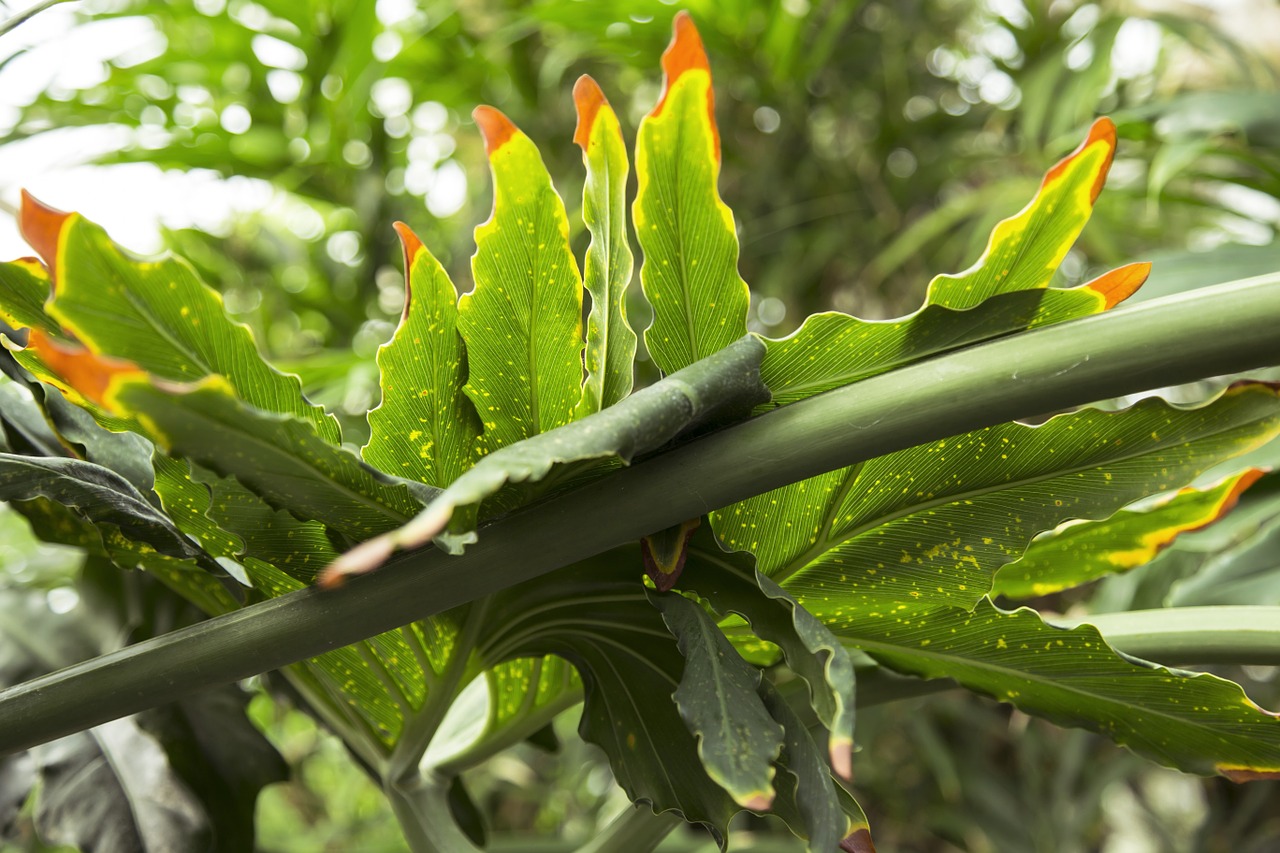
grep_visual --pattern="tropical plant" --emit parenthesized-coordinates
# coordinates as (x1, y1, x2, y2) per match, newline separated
(1, 10, 1279, 853)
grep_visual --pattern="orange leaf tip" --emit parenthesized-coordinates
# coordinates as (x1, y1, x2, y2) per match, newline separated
(391, 221, 423, 319)
(26, 329, 143, 407)
(572, 75, 609, 149)
(1043, 117, 1117, 205)
(472, 106, 519, 157)
(654, 11, 719, 160)
(19, 190, 72, 280)
(1084, 261, 1150, 309)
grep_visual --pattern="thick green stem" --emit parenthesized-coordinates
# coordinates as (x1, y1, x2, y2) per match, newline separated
(1, 275, 1279, 754)
(1056, 606, 1280, 665)
(384, 771, 482, 853)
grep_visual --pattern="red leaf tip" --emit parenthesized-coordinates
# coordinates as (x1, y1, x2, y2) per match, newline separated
(1220, 766, 1280, 783)
(840, 827, 877, 853)
(19, 190, 72, 279)
(472, 106, 519, 156)
(573, 75, 609, 149)
(1043, 117, 1117, 204)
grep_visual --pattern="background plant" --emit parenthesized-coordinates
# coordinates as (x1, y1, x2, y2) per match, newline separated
(0, 1, 1274, 850)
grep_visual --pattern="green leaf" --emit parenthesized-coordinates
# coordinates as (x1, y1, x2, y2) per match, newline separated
(681, 526, 856, 779)
(364, 224, 480, 488)
(650, 589, 784, 810)
(18, 192, 339, 445)
(0, 258, 60, 337)
(756, 681, 851, 853)
(574, 75, 637, 415)
(325, 335, 766, 578)
(715, 384, 1280, 621)
(993, 469, 1265, 599)
(760, 119, 1141, 410)
(634, 13, 749, 375)
(1168, 510, 1280, 607)
(0, 453, 219, 574)
(111, 375, 427, 543)
(761, 263, 1148, 410)
(835, 598, 1280, 781)
(460, 107, 583, 453)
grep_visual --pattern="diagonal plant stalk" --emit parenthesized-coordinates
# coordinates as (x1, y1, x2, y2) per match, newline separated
(1, 274, 1279, 755)
(0, 0, 76, 38)
(1055, 606, 1280, 665)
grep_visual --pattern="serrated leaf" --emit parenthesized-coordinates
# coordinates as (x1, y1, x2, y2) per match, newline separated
(460, 107, 583, 453)
(324, 335, 766, 580)
(110, 375, 427, 542)
(993, 469, 1264, 599)
(715, 385, 1280, 622)
(650, 589, 783, 810)
(681, 526, 856, 779)
(634, 12, 749, 375)
(761, 263, 1148, 409)
(574, 75, 637, 415)
(364, 223, 480, 488)
(835, 598, 1280, 780)
(18, 192, 339, 445)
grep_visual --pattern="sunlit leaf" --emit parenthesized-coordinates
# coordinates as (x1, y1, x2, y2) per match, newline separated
(634, 12, 749, 375)
(364, 223, 480, 488)
(459, 107, 583, 453)
(574, 75, 637, 415)
(0, 258, 60, 337)
(993, 469, 1265, 599)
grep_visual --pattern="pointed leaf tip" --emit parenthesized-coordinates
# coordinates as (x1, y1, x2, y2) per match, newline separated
(18, 190, 72, 279)
(473, 106, 519, 156)
(1085, 261, 1151, 308)
(572, 75, 608, 149)
(1044, 117, 1117, 204)
(653, 12, 719, 159)
(391, 221, 423, 318)
(840, 827, 877, 853)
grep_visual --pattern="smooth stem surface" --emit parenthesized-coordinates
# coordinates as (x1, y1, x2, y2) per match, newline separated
(575, 805, 682, 853)
(1, 274, 1280, 755)
(385, 772, 482, 853)
(1056, 606, 1280, 665)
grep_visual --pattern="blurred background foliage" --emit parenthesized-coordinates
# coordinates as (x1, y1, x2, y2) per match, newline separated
(1, 0, 1279, 850)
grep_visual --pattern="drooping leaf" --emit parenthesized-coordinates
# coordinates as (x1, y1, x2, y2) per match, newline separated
(574, 75, 637, 415)
(323, 335, 766, 580)
(0, 379, 68, 459)
(759, 119, 1140, 410)
(364, 223, 480, 488)
(682, 526, 856, 779)
(715, 384, 1280, 622)
(459, 107, 583, 454)
(834, 598, 1280, 781)
(17, 192, 340, 445)
(993, 469, 1265, 599)
(650, 589, 784, 811)
(0, 453, 219, 574)
(109, 375, 427, 543)
(634, 12, 749, 375)
(757, 681, 853, 853)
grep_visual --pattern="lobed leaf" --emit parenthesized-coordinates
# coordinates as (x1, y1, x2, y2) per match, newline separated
(834, 598, 1280, 781)
(715, 384, 1280, 622)
(634, 12, 749, 375)
(17, 192, 340, 445)
(364, 224, 480, 488)
(574, 75, 638, 415)
(460, 107, 583, 453)
(650, 589, 784, 811)
(993, 469, 1265, 599)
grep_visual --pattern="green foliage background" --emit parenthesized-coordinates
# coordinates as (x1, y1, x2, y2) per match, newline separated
(1, 0, 1278, 850)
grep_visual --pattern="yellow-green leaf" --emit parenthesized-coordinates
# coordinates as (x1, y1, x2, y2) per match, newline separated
(634, 12, 749, 375)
